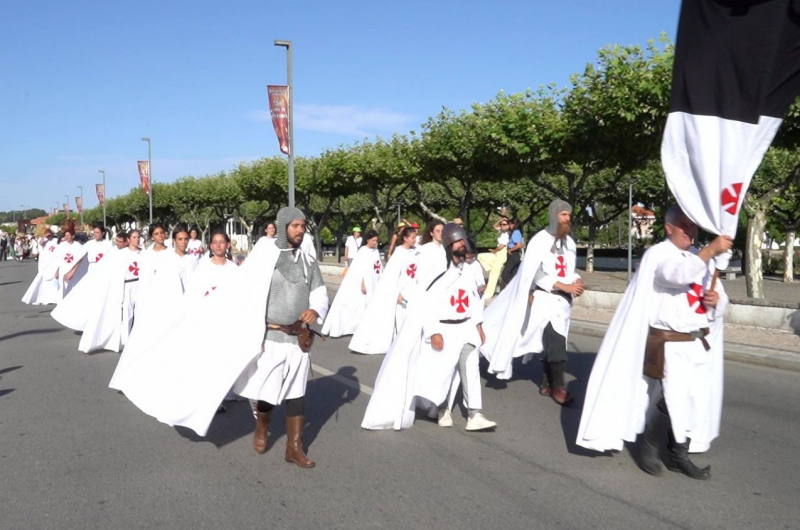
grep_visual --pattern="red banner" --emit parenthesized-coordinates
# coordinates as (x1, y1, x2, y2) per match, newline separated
(138, 161, 151, 195)
(267, 85, 290, 155)
(75, 196, 83, 213)
(96, 183, 105, 205)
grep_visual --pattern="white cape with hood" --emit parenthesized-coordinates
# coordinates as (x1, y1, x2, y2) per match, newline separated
(322, 245, 382, 337)
(576, 240, 727, 453)
(348, 246, 417, 354)
(480, 230, 577, 379)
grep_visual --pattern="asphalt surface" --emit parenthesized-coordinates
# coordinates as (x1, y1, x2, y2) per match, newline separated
(1, 259, 799, 530)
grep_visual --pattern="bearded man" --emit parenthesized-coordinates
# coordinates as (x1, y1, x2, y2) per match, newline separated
(481, 199, 584, 405)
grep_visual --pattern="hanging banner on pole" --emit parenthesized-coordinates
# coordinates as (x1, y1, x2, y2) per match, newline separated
(96, 184, 105, 205)
(138, 161, 151, 195)
(267, 85, 290, 155)
(76, 197, 83, 213)
(661, 0, 800, 269)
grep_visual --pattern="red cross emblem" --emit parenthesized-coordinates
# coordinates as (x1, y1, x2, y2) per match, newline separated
(96, 253, 104, 262)
(406, 263, 417, 278)
(49, 245, 56, 253)
(555, 255, 567, 277)
(450, 289, 469, 313)
(204, 286, 217, 297)
(129, 262, 139, 276)
(721, 182, 744, 215)
(64, 253, 74, 264)
(686, 283, 707, 314)
(374, 260, 381, 274)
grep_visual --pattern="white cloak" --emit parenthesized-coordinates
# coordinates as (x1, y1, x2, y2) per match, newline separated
(78, 247, 141, 353)
(480, 231, 578, 379)
(53, 241, 89, 299)
(576, 240, 727, 453)
(361, 262, 482, 430)
(322, 246, 382, 337)
(108, 248, 188, 391)
(83, 239, 112, 268)
(52, 246, 120, 331)
(348, 246, 417, 355)
(21, 237, 63, 305)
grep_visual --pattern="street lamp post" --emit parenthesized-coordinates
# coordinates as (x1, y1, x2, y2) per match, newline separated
(627, 181, 634, 283)
(274, 39, 295, 208)
(142, 137, 153, 224)
(98, 170, 107, 231)
(65, 195, 70, 220)
(77, 186, 84, 227)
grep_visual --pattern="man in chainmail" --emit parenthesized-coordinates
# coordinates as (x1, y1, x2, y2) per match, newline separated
(480, 199, 586, 403)
(234, 207, 329, 468)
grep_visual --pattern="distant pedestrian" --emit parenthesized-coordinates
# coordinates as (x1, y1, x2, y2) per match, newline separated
(344, 226, 362, 267)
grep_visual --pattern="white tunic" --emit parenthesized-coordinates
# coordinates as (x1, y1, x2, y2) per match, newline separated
(321, 246, 382, 337)
(349, 246, 418, 355)
(576, 240, 727, 453)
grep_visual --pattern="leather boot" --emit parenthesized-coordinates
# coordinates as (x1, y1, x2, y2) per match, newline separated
(285, 415, 315, 469)
(638, 404, 669, 476)
(666, 434, 711, 480)
(539, 360, 553, 397)
(550, 361, 572, 405)
(253, 409, 272, 454)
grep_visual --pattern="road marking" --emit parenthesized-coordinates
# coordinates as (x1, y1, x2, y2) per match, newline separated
(311, 363, 374, 396)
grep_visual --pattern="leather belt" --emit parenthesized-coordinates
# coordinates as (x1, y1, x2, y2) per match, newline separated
(124, 278, 139, 283)
(535, 286, 571, 304)
(649, 327, 711, 351)
(439, 318, 468, 324)
(267, 322, 305, 335)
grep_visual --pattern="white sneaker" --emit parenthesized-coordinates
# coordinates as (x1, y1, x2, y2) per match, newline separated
(437, 408, 453, 428)
(466, 412, 497, 431)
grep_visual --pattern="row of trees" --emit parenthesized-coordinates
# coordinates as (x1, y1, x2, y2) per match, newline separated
(47, 35, 800, 298)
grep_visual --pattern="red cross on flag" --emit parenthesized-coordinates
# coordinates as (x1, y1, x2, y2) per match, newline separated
(686, 283, 707, 315)
(661, 0, 800, 269)
(450, 289, 469, 314)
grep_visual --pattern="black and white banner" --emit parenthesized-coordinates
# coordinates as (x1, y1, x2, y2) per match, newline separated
(662, 0, 800, 265)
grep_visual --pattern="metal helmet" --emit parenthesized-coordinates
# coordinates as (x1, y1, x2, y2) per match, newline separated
(441, 222, 467, 248)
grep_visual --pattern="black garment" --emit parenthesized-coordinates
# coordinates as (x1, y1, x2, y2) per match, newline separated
(500, 250, 522, 287)
(257, 396, 305, 417)
(542, 321, 568, 363)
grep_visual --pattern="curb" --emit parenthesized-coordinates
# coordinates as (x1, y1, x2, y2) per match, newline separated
(570, 320, 800, 373)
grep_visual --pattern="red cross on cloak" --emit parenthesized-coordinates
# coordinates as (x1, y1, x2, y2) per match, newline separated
(96, 253, 104, 262)
(406, 263, 417, 278)
(204, 286, 217, 297)
(450, 289, 469, 313)
(374, 260, 381, 274)
(555, 255, 567, 277)
(721, 182, 744, 215)
(686, 283, 707, 314)
(129, 261, 139, 276)
(64, 253, 74, 264)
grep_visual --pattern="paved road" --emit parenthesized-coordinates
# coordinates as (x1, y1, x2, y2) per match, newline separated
(2, 260, 799, 529)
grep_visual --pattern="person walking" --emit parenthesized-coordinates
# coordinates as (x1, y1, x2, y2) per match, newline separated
(477, 217, 510, 298)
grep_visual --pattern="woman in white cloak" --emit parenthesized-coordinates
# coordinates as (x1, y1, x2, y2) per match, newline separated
(115, 229, 246, 436)
(22, 224, 88, 304)
(187, 227, 204, 264)
(349, 225, 418, 354)
(78, 230, 142, 353)
(321, 229, 382, 338)
(109, 224, 190, 390)
(21, 227, 62, 305)
(414, 220, 446, 290)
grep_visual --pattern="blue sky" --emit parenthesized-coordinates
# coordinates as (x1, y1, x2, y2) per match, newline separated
(0, 0, 681, 213)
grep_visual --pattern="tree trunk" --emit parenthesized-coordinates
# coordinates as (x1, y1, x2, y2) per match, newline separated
(586, 219, 596, 273)
(784, 230, 795, 283)
(745, 207, 766, 299)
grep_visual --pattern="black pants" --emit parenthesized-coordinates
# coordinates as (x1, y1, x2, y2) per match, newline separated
(542, 321, 568, 363)
(257, 396, 305, 416)
(500, 251, 522, 286)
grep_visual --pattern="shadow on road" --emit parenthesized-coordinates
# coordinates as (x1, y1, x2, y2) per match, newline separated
(174, 366, 361, 452)
(560, 350, 611, 458)
(0, 281, 23, 286)
(0, 388, 16, 398)
(0, 365, 23, 376)
(0, 329, 61, 343)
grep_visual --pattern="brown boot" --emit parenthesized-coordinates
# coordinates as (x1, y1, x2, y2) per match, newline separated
(285, 415, 315, 468)
(253, 409, 272, 454)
